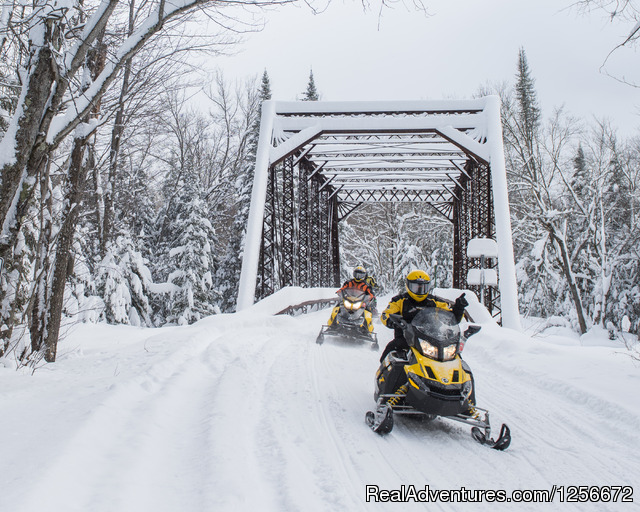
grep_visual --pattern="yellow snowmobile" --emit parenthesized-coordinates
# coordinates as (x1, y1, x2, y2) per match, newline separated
(316, 287, 378, 349)
(366, 308, 510, 450)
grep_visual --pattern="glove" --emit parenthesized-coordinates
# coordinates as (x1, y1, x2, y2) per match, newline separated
(384, 314, 397, 329)
(454, 293, 468, 310)
(385, 314, 402, 329)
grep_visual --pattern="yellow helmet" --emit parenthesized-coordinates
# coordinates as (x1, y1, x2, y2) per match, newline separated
(353, 265, 366, 282)
(406, 270, 432, 301)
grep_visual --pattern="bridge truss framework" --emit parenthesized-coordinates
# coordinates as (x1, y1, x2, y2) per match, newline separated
(237, 98, 521, 329)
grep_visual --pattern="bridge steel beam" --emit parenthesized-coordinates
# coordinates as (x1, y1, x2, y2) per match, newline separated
(237, 99, 521, 330)
(453, 160, 500, 318)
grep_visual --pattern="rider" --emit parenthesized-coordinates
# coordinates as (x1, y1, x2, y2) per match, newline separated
(379, 269, 475, 415)
(327, 265, 375, 332)
(364, 273, 379, 313)
(365, 273, 378, 292)
(336, 265, 375, 306)
(379, 270, 468, 362)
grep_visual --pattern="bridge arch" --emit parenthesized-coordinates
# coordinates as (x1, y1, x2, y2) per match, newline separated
(236, 97, 520, 330)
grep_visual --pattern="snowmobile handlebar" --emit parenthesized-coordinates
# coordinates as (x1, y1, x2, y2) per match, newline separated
(387, 313, 408, 330)
(463, 325, 481, 338)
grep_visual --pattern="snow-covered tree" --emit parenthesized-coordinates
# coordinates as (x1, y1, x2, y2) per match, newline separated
(98, 233, 154, 326)
(515, 48, 541, 150)
(164, 182, 220, 325)
(0, 0, 295, 360)
(571, 144, 589, 200)
(301, 69, 319, 101)
(340, 203, 453, 295)
(502, 49, 589, 332)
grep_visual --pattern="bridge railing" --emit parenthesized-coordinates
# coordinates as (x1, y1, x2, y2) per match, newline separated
(276, 298, 338, 317)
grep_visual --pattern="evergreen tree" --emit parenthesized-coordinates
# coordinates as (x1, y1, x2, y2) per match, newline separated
(118, 145, 158, 256)
(65, 235, 104, 324)
(515, 48, 541, 148)
(605, 136, 632, 231)
(259, 69, 272, 103)
(301, 69, 319, 101)
(571, 143, 589, 200)
(98, 233, 154, 326)
(165, 176, 221, 325)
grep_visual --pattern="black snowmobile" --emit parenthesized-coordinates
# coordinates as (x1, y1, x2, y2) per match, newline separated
(316, 287, 378, 349)
(365, 308, 511, 450)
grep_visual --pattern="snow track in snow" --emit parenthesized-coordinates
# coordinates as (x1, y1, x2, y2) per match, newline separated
(1, 300, 638, 512)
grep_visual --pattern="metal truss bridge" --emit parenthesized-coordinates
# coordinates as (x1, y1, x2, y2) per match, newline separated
(237, 98, 520, 329)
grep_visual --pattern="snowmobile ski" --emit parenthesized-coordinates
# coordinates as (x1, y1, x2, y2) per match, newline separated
(365, 404, 394, 435)
(471, 424, 511, 450)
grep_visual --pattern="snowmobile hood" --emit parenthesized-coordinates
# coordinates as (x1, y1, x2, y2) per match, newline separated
(405, 350, 470, 387)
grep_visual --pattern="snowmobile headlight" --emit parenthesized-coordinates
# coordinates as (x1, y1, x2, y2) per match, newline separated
(442, 343, 457, 361)
(419, 339, 438, 359)
(343, 299, 362, 310)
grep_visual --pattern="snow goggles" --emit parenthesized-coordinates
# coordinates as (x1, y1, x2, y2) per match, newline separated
(407, 278, 431, 295)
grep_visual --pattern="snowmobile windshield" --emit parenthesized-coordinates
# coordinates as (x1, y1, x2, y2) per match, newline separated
(340, 287, 368, 311)
(340, 287, 367, 302)
(412, 308, 460, 345)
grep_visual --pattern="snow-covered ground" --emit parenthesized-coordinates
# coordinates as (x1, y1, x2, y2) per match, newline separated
(1, 287, 639, 512)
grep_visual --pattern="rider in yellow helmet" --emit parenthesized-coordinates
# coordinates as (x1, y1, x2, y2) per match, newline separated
(379, 270, 468, 361)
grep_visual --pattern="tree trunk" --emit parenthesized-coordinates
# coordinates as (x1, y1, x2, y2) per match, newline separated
(548, 227, 588, 334)
(0, 15, 63, 353)
(34, 33, 107, 362)
(101, 0, 135, 256)
(0, 24, 57, 243)
(102, 62, 132, 256)
(29, 161, 54, 355)
(41, 137, 93, 362)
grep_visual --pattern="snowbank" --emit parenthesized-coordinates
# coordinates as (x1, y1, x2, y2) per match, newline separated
(242, 286, 339, 316)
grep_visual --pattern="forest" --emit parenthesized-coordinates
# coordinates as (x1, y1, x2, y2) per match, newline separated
(0, 0, 638, 365)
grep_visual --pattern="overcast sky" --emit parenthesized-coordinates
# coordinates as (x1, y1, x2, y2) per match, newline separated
(212, 0, 640, 137)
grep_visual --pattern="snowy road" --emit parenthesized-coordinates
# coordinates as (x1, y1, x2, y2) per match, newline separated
(1, 289, 639, 512)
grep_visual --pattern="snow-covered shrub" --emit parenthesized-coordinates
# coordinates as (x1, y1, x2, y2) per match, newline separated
(97, 234, 154, 326)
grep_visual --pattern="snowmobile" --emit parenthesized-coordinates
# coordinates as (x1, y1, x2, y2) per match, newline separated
(365, 308, 511, 450)
(316, 287, 378, 349)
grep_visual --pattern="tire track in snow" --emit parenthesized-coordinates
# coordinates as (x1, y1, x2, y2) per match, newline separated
(202, 319, 294, 511)
(249, 313, 366, 511)
(306, 328, 375, 511)
(15, 331, 227, 512)
(292, 312, 638, 512)
(303, 312, 454, 512)
(469, 343, 640, 492)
